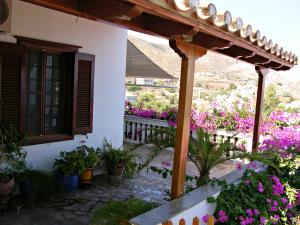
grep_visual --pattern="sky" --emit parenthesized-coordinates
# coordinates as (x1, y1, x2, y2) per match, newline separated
(129, 0, 300, 81)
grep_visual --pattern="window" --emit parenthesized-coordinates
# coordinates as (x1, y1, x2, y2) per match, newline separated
(0, 38, 95, 145)
(25, 50, 68, 136)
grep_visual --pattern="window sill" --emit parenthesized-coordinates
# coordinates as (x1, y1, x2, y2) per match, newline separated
(23, 134, 74, 146)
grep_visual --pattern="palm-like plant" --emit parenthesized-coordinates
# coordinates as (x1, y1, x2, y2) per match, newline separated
(147, 127, 275, 183)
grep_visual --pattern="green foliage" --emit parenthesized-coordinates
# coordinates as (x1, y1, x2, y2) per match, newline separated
(0, 125, 27, 178)
(100, 139, 139, 179)
(90, 198, 159, 225)
(228, 83, 237, 90)
(75, 145, 101, 168)
(133, 93, 174, 113)
(208, 169, 298, 224)
(0, 125, 26, 166)
(53, 150, 86, 177)
(268, 148, 300, 190)
(146, 128, 278, 197)
(127, 85, 141, 92)
(15, 169, 63, 202)
(166, 88, 176, 93)
(207, 148, 300, 224)
(264, 84, 280, 116)
(147, 127, 275, 182)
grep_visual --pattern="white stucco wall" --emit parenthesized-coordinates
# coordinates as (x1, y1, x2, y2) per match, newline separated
(0, 0, 128, 170)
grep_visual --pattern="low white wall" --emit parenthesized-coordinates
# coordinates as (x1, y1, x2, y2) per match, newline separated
(0, 0, 128, 170)
(166, 195, 217, 225)
(130, 162, 266, 225)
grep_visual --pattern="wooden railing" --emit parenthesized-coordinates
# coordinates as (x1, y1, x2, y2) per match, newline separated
(163, 216, 214, 225)
(124, 115, 250, 149)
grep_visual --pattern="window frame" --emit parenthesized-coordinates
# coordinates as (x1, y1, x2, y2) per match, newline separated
(16, 37, 81, 145)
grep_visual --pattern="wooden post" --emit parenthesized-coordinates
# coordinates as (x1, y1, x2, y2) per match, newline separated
(252, 66, 269, 152)
(169, 37, 207, 199)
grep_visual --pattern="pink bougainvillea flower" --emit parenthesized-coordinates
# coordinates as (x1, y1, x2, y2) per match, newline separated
(218, 210, 228, 223)
(236, 163, 242, 170)
(281, 198, 288, 205)
(202, 215, 209, 223)
(246, 162, 257, 170)
(245, 179, 251, 185)
(253, 209, 259, 216)
(246, 209, 253, 216)
(258, 182, 264, 193)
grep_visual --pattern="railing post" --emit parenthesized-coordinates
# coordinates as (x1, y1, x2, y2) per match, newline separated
(169, 37, 207, 199)
(252, 66, 269, 152)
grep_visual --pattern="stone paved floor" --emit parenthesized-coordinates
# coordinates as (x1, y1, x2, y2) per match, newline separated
(0, 144, 237, 225)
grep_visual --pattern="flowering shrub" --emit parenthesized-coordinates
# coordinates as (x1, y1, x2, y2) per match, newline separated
(207, 170, 299, 224)
(125, 101, 300, 134)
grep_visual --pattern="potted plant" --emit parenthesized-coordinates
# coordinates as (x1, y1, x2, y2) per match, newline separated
(54, 150, 85, 192)
(0, 125, 26, 203)
(76, 145, 100, 184)
(101, 139, 138, 179)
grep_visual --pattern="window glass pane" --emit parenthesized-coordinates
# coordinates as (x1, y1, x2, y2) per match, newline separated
(46, 81, 52, 93)
(46, 68, 52, 80)
(44, 53, 66, 134)
(47, 55, 52, 67)
(53, 55, 59, 67)
(29, 80, 37, 92)
(28, 94, 37, 106)
(29, 67, 37, 79)
(25, 50, 42, 135)
(45, 94, 52, 106)
(54, 69, 60, 79)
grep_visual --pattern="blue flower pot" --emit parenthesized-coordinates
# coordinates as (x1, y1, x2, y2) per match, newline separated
(63, 175, 79, 193)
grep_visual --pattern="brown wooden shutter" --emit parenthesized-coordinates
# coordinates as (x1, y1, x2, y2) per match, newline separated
(73, 53, 95, 134)
(0, 42, 25, 132)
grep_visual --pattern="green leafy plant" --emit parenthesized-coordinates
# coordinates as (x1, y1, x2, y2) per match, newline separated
(101, 139, 138, 179)
(207, 169, 299, 224)
(90, 198, 159, 225)
(0, 125, 26, 181)
(147, 127, 275, 183)
(15, 169, 63, 202)
(53, 150, 85, 177)
(76, 145, 100, 168)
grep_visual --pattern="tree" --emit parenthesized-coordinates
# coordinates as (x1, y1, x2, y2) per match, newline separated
(264, 84, 280, 115)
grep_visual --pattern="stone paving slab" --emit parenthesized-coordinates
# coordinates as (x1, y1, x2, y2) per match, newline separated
(0, 144, 236, 225)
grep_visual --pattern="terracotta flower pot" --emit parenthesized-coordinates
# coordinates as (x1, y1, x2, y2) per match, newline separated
(0, 177, 15, 204)
(80, 168, 93, 184)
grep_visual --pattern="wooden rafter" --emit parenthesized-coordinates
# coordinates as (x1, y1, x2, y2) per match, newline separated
(21, 0, 297, 70)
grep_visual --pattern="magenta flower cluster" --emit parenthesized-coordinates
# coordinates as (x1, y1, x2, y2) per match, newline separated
(238, 208, 261, 225)
(126, 101, 300, 153)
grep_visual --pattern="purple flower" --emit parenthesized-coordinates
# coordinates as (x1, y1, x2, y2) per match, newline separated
(271, 176, 285, 196)
(245, 179, 251, 185)
(246, 209, 253, 216)
(253, 209, 259, 216)
(258, 182, 264, 193)
(161, 160, 171, 168)
(236, 163, 242, 170)
(286, 203, 292, 209)
(218, 210, 228, 223)
(259, 217, 266, 224)
(246, 162, 257, 170)
(202, 215, 209, 223)
(281, 198, 288, 205)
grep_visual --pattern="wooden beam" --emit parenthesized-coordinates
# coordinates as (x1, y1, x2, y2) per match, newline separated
(21, 0, 294, 69)
(252, 66, 269, 152)
(169, 37, 207, 199)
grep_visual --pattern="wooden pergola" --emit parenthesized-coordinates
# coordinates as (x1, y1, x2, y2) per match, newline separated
(22, 0, 298, 199)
